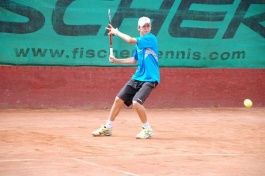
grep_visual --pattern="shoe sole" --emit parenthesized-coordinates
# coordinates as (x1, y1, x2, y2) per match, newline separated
(92, 133, 112, 136)
(136, 134, 153, 139)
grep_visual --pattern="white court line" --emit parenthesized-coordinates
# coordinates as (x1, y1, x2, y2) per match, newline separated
(73, 158, 140, 176)
(72, 153, 245, 159)
(167, 153, 242, 156)
(0, 159, 37, 162)
(0, 153, 249, 163)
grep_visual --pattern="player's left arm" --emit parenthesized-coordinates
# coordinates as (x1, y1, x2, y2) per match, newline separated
(109, 56, 137, 64)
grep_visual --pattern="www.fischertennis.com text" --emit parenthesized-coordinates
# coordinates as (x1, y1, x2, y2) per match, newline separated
(14, 47, 246, 61)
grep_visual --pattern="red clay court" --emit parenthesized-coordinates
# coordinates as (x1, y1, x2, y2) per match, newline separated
(0, 108, 264, 176)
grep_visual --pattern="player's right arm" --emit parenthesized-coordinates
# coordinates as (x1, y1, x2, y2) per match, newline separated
(115, 31, 137, 44)
(106, 24, 137, 44)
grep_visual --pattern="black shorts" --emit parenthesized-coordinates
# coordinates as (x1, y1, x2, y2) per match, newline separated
(117, 79, 158, 107)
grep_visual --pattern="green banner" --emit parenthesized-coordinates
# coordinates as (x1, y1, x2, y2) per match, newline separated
(0, 0, 265, 68)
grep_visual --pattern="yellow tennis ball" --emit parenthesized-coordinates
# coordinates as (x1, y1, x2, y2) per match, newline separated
(244, 99, 253, 108)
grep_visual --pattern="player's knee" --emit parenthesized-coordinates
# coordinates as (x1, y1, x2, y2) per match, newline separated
(114, 96, 124, 105)
(132, 100, 141, 107)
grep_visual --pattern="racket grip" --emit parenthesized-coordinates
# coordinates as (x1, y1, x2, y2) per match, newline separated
(110, 48, 113, 56)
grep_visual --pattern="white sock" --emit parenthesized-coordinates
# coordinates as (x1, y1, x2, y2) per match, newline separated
(142, 122, 151, 130)
(105, 120, 113, 129)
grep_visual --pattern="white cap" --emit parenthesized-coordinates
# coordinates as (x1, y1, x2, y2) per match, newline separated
(138, 17, 151, 27)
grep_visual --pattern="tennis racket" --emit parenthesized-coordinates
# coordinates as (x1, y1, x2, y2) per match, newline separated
(108, 9, 113, 56)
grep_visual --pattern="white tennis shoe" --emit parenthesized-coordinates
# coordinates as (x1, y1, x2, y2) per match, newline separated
(91, 125, 112, 136)
(136, 128, 153, 139)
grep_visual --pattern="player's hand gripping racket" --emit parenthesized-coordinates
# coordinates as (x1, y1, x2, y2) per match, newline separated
(108, 9, 113, 56)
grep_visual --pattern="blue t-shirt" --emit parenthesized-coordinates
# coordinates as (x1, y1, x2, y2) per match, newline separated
(132, 33, 160, 83)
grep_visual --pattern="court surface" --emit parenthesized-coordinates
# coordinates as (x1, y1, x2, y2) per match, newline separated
(0, 108, 265, 176)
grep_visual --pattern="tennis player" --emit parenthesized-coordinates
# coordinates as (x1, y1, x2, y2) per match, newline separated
(92, 17, 160, 139)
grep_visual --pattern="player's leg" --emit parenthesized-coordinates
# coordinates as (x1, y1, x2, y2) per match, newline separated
(133, 82, 158, 139)
(133, 101, 147, 124)
(91, 96, 123, 136)
(133, 81, 157, 125)
(91, 80, 135, 136)
(107, 96, 124, 122)
(133, 101, 154, 139)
